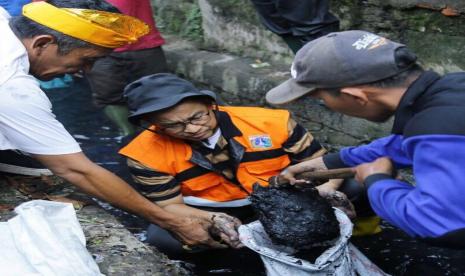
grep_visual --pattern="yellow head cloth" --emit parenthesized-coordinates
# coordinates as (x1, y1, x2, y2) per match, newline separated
(22, 1, 150, 48)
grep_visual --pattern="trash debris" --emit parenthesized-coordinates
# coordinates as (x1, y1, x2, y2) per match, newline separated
(250, 59, 271, 68)
(0, 204, 14, 211)
(4, 175, 92, 210)
(46, 194, 94, 210)
(441, 6, 460, 16)
(415, 3, 461, 17)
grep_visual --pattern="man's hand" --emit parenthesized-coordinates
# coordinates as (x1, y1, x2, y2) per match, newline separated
(354, 157, 394, 184)
(276, 157, 327, 186)
(160, 201, 242, 249)
(209, 213, 243, 249)
(316, 179, 343, 197)
(168, 216, 227, 249)
(316, 180, 356, 219)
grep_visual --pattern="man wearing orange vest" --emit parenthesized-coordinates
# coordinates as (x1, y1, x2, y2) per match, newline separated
(120, 73, 328, 254)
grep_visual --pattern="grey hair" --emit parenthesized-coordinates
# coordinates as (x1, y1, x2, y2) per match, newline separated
(9, 0, 119, 55)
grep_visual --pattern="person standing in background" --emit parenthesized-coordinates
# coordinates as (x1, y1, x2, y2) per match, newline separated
(249, 0, 339, 53)
(86, 0, 168, 137)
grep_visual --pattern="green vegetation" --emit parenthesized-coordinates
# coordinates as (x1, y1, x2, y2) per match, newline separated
(208, 0, 259, 24)
(153, 1, 203, 42)
(181, 5, 204, 41)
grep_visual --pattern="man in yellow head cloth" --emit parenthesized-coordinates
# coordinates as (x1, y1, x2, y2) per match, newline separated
(0, 0, 231, 249)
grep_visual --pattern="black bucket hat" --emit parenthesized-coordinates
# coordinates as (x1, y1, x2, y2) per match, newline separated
(124, 73, 217, 124)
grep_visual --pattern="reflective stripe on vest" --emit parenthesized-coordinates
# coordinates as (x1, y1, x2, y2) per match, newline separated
(183, 196, 251, 207)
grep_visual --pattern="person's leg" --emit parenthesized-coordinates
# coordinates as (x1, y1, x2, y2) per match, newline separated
(86, 53, 134, 136)
(125, 47, 168, 83)
(102, 105, 135, 136)
(0, 150, 52, 176)
(250, 0, 339, 53)
(280, 34, 304, 54)
(86, 47, 168, 136)
(421, 228, 465, 249)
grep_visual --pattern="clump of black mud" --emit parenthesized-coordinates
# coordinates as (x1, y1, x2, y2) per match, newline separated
(250, 184, 340, 256)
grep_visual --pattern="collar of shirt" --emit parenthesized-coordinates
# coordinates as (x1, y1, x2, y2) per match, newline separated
(195, 110, 241, 151)
(215, 110, 242, 139)
(202, 127, 221, 149)
(391, 71, 441, 134)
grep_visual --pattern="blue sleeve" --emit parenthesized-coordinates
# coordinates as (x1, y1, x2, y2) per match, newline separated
(366, 135, 465, 237)
(340, 134, 412, 168)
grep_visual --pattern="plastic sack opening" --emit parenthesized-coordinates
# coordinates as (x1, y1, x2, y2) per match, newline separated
(239, 208, 377, 276)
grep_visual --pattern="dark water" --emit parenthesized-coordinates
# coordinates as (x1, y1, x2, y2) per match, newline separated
(46, 79, 465, 276)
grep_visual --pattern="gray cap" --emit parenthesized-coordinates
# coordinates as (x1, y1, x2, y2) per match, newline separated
(124, 73, 217, 124)
(266, 30, 416, 105)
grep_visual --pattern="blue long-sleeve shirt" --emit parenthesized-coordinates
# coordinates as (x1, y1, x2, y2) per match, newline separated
(324, 71, 465, 238)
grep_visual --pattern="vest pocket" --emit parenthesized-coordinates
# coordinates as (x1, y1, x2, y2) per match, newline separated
(241, 155, 290, 174)
(182, 173, 223, 191)
(239, 155, 291, 187)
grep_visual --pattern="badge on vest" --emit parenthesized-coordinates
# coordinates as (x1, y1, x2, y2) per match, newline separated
(249, 135, 273, 149)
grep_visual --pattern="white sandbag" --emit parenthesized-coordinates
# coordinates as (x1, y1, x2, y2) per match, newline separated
(239, 208, 355, 276)
(0, 200, 103, 276)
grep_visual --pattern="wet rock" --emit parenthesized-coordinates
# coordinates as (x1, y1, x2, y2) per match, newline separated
(250, 184, 340, 251)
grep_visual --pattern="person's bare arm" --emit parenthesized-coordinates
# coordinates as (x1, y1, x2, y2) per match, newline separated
(33, 152, 224, 247)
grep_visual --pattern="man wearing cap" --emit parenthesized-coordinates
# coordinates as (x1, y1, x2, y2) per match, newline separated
(267, 30, 465, 248)
(0, 0, 225, 249)
(119, 73, 328, 254)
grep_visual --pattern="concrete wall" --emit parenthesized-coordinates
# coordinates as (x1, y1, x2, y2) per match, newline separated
(153, 0, 465, 71)
(151, 0, 465, 146)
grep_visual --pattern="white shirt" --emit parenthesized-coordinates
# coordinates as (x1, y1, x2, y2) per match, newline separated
(0, 8, 81, 155)
(201, 128, 221, 149)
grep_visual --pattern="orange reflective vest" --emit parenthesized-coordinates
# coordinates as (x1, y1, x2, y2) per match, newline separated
(120, 106, 292, 207)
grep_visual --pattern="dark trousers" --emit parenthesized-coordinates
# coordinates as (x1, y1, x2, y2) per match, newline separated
(341, 178, 465, 248)
(86, 47, 168, 108)
(249, 0, 339, 53)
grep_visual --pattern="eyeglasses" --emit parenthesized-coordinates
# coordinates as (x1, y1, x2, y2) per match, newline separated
(155, 110, 212, 133)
